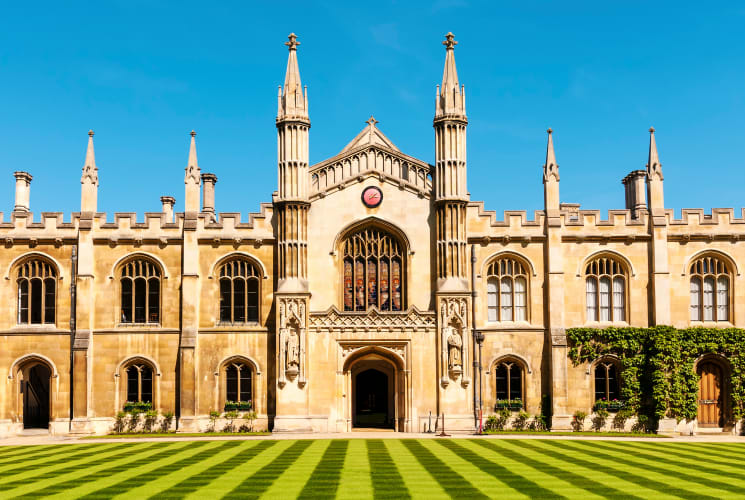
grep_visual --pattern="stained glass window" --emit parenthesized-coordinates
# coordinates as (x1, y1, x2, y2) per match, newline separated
(341, 226, 405, 312)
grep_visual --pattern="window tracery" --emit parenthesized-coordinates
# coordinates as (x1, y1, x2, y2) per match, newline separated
(17, 259, 56, 325)
(342, 227, 404, 312)
(585, 256, 627, 322)
(218, 258, 260, 323)
(485, 257, 528, 322)
(690, 254, 731, 322)
(126, 363, 153, 403)
(594, 359, 620, 402)
(120, 258, 161, 324)
(495, 360, 523, 402)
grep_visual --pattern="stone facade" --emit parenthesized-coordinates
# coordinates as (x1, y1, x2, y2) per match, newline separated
(2, 33, 744, 437)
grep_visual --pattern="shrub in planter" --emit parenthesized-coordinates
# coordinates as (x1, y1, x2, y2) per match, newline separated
(592, 408, 609, 431)
(160, 411, 174, 433)
(123, 401, 152, 413)
(495, 399, 523, 411)
(143, 410, 159, 433)
(513, 411, 530, 431)
(113, 411, 127, 434)
(495, 408, 512, 430)
(612, 412, 627, 431)
(127, 410, 142, 433)
(484, 415, 499, 431)
(632, 414, 650, 433)
(239, 410, 258, 433)
(223, 410, 240, 432)
(207, 411, 221, 433)
(572, 410, 587, 432)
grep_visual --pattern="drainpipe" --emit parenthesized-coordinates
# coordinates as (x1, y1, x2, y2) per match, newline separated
(470, 244, 478, 430)
(69, 244, 78, 430)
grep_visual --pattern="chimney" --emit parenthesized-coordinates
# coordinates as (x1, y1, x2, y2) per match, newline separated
(14, 171, 32, 212)
(201, 173, 217, 221)
(160, 196, 175, 223)
(622, 170, 647, 218)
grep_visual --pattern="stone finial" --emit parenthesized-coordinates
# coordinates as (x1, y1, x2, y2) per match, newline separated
(278, 33, 308, 120)
(285, 32, 300, 51)
(184, 130, 201, 213)
(543, 128, 559, 182)
(436, 32, 465, 118)
(542, 128, 560, 212)
(14, 171, 32, 212)
(160, 196, 175, 223)
(646, 127, 663, 181)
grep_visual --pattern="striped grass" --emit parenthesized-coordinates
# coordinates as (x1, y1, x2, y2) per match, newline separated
(0, 438, 743, 499)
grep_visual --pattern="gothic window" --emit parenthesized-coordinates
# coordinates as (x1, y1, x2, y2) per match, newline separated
(486, 257, 528, 322)
(218, 258, 260, 323)
(120, 258, 161, 324)
(585, 256, 627, 322)
(341, 226, 405, 312)
(594, 360, 620, 402)
(495, 361, 523, 402)
(690, 255, 731, 322)
(226, 362, 252, 403)
(126, 363, 153, 403)
(17, 259, 56, 325)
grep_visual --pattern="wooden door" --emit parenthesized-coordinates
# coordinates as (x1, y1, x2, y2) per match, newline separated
(698, 361, 723, 427)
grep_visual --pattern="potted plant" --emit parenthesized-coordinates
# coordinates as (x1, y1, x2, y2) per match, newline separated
(495, 398, 523, 411)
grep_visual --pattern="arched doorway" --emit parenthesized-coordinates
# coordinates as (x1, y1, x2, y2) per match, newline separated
(698, 360, 725, 428)
(22, 363, 51, 429)
(354, 369, 391, 428)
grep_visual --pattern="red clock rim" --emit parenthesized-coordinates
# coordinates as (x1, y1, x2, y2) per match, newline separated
(361, 186, 383, 208)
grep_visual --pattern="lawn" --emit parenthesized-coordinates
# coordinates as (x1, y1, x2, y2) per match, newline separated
(0, 438, 744, 499)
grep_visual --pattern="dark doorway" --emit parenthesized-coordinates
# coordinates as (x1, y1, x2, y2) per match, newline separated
(354, 369, 391, 429)
(23, 364, 50, 429)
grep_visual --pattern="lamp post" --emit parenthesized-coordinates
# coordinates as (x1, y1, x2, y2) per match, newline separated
(475, 330, 485, 433)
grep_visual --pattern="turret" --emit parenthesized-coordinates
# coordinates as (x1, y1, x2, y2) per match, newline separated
(81, 130, 99, 213)
(434, 32, 469, 291)
(13, 171, 32, 213)
(184, 130, 201, 213)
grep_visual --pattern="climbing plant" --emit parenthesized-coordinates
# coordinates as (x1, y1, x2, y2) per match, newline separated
(567, 326, 745, 426)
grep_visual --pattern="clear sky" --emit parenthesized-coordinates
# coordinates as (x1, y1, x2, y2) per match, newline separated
(1, 2, 743, 220)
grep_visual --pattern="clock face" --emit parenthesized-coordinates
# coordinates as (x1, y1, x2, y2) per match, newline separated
(361, 186, 383, 208)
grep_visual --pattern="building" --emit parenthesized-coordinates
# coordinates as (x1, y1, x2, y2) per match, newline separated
(1, 33, 743, 437)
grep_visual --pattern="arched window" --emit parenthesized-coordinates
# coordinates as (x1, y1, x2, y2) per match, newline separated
(594, 360, 620, 402)
(17, 259, 56, 325)
(690, 255, 731, 322)
(225, 361, 252, 404)
(126, 363, 153, 403)
(486, 257, 528, 322)
(120, 258, 161, 324)
(494, 360, 523, 403)
(585, 256, 627, 322)
(341, 226, 405, 312)
(218, 258, 260, 323)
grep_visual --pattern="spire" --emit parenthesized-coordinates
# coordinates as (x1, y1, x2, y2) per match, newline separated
(184, 130, 201, 212)
(435, 32, 466, 118)
(646, 127, 663, 180)
(278, 33, 308, 120)
(81, 130, 98, 185)
(543, 128, 559, 182)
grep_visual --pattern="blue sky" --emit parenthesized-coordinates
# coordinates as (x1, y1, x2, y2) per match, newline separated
(1, 2, 743, 219)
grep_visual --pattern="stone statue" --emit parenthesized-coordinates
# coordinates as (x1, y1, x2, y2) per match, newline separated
(447, 329, 462, 369)
(287, 330, 300, 369)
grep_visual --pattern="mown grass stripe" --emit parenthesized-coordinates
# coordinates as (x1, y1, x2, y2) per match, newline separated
(383, 439, 450, 499)
(525, 440, 699, 500)
(509, 440, 647, 499)
(460, 439, 619, 499)
(148, 440, 277, 500)
(295, 440, 349, 498)
(681, 443, 745, 462)
(222, 439, 314, 500)
(0, 443, 146, 492)
(0, 444, 113, 479)
(367, 439, 410, 499)
(0, 445, 61, 463)
(553, 440, 721, 500)
(584, 441, 745, 495)
(0, 444, 103, 469)
(77, 440, 241, 499)
(613, 441, 745, 478)
(337, 439, 375, 499)
(7, 442, 184, 499)
(255, 440, 329, 500)
(401, 439, 488, 499)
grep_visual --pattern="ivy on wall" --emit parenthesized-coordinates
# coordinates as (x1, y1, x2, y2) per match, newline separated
(567, 326, 745, 424)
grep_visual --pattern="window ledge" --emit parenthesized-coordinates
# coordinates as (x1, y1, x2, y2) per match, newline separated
(116, 323, 162, 328)
(583, 321, 629, 328)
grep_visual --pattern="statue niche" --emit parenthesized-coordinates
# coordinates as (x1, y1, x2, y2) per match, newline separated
(440, 297, 470, 388)
(278, 298, 306, 387)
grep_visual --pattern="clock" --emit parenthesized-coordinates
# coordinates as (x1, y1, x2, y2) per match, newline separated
(361, 186, 383, 208)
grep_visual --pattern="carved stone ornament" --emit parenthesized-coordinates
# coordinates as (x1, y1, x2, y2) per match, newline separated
(277, 296, 307, 388)
(309, 305, 435, 332)
(439, 296, 470, 388)
(341, 343, 406, 361)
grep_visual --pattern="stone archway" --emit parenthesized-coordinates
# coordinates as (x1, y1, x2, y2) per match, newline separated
(342, 347, 408, 432)
(20, 362, 52, 429)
